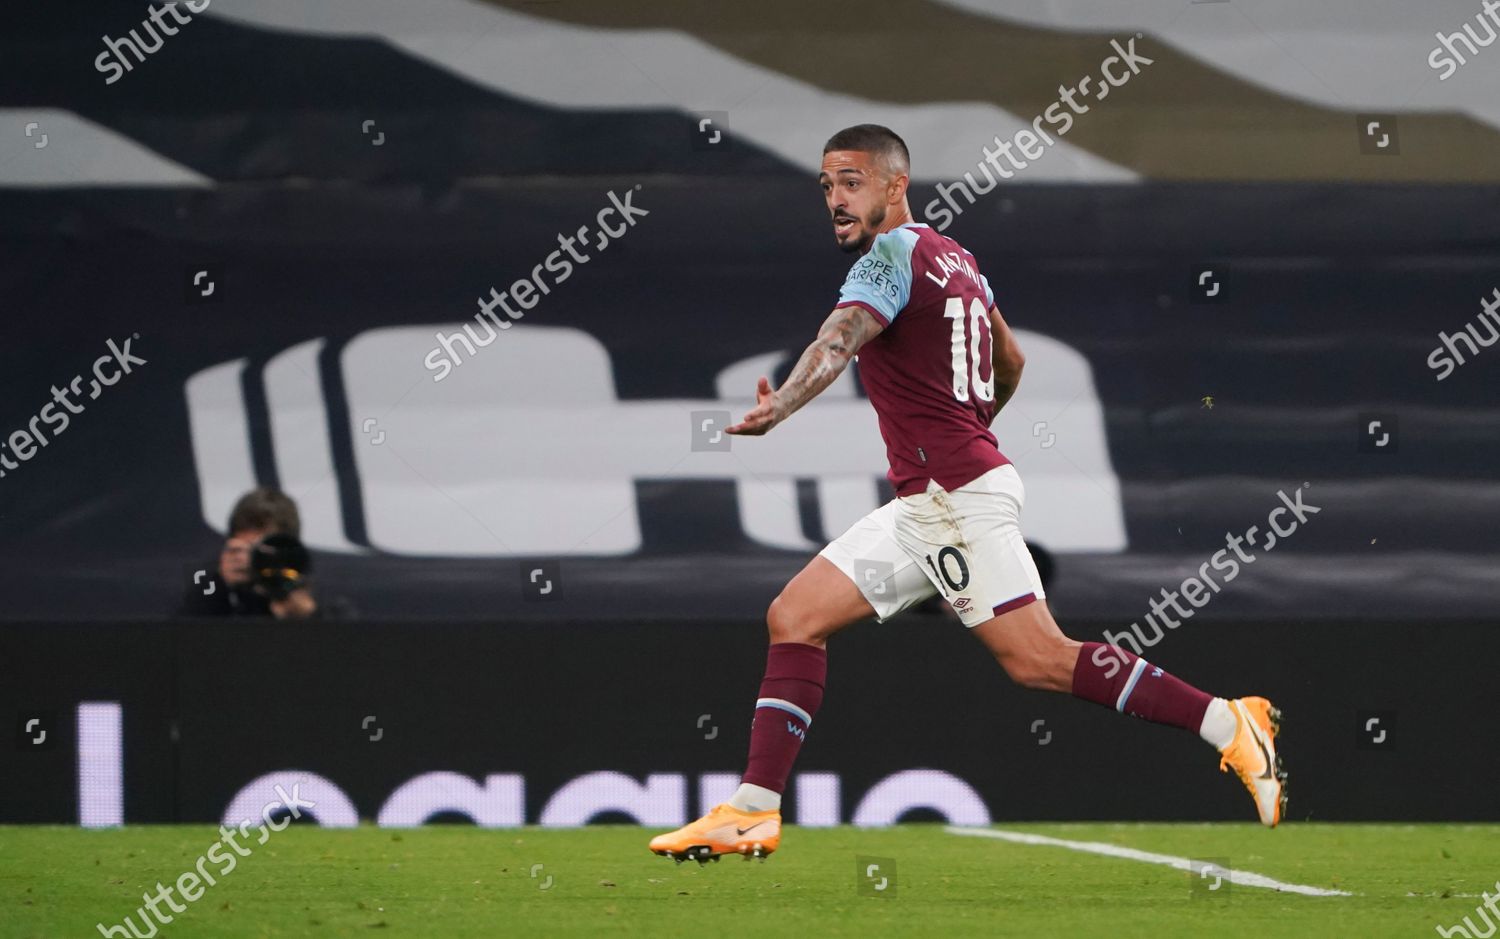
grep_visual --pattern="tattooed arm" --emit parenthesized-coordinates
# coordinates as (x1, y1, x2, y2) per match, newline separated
(725, 305, 885, 436)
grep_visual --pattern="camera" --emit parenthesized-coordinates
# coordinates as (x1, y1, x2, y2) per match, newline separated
(249, 533, 313, 601)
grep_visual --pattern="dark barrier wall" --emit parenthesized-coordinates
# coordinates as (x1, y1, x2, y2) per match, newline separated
(4, 618, 1496, 825)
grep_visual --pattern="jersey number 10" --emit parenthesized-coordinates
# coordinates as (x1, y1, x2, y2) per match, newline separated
(943, 296, 995, 404)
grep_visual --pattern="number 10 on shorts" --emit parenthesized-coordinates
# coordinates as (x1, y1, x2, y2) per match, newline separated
(925, 546, 971, 596)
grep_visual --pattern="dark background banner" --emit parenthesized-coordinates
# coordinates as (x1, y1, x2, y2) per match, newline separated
(3, 183, 1499, 622)
(3, 617, 1496, 825)
(4, 5, 1500, 623)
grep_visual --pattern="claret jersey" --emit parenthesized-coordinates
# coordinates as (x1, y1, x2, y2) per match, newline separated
(834, 222, 1010, 496)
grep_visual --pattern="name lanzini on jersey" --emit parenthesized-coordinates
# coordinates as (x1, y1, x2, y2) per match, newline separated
(923, 251, 981, 290)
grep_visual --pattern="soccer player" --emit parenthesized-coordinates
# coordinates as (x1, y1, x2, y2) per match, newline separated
(648, 125, 1285, 864)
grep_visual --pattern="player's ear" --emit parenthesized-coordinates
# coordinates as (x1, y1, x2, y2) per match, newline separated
(887, 172, 908, 204)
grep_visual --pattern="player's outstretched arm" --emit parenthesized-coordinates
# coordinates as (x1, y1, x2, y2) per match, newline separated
(725, 304, 884, 436)
(989, 305, 1026, 417)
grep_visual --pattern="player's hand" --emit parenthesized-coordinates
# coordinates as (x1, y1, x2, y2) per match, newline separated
(725, 376, 783, 436)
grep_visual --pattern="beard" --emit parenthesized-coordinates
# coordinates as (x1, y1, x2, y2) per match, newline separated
(837, 204, 887, 254)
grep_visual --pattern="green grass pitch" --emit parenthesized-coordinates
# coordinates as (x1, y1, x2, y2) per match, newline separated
(3, 824, 1496, 937)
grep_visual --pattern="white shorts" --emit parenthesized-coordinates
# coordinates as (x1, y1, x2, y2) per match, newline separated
(818, 463, 1046, 627)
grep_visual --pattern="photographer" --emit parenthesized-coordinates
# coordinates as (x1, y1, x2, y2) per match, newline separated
(178, 487, 343, 618)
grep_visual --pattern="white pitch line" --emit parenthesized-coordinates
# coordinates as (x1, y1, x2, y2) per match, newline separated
(945, 826, 1352, 897)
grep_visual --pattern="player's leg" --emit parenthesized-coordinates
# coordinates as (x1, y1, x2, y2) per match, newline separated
(971, 599, 1286, 826)
(735, 501, 934, 817)
(895, 464, 1286, 826)
(729, 554, 874, 816)
(648, 502, 936, 861)
(972, 599, 1222, 737)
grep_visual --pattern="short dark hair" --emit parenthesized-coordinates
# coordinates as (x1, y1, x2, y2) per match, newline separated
(822, 124, 910, 177)
(227, 487, 301, 538)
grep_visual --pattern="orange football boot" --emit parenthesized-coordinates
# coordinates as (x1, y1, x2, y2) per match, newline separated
(648, 804, 781, 863)
(1218, 696, 1288, 827)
